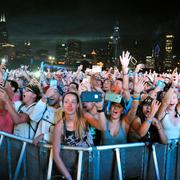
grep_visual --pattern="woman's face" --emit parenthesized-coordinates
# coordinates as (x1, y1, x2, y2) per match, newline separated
(167, 93, 178, 111)
(103, 80, 111, 92)
(110, 103, 123, 120)
(142, 104, 151, 117)
(63, 94, 79, 115)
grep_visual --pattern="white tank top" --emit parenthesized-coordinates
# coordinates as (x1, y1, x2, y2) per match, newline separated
(162, 113, 180, 140)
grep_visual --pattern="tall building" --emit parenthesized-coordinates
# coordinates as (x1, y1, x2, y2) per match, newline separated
(56, 42, 67, 64)
(152, 43, 163, 72)
(0, 14, 8, 45)
(67, 39, 81, 65)
(24, 40, 32, 57)
(164, 35, 174, 72)
(107, 40, 115, 67)
(109, 21, 121, 67)
(145, 56, 153, 69)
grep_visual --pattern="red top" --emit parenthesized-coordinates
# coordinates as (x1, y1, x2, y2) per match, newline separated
(0, 109, 14, 134)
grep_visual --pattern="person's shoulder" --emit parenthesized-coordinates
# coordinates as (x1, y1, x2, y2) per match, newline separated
(55, 119, 64, 128)
(14, 101, 23, 111)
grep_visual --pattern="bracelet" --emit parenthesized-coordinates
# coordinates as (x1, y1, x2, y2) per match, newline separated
(145, 119, 152, 125)
(133, 97, 140, 101)
(133, 93, 140, 97)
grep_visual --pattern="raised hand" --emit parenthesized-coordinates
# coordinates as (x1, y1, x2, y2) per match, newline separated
(119, 51, 132, 69)
(0, 86, 9, 102)
(152, 118, 162, 130)
(148, 100, 161, 119)
(135, 64, 145, 73)
(134, 77, 146, 94)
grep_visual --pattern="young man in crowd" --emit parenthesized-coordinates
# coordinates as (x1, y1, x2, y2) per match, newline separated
(30, 86, 63, 145)
(0, 84, 41, 139)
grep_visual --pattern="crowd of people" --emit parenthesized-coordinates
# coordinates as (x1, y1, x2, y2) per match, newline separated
(0, 51, 179, 179)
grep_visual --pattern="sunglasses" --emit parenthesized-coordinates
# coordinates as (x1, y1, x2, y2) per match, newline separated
(24, 87, 34, 93)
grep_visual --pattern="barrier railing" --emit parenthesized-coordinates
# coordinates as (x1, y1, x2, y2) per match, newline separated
(0, 131, 179, 180)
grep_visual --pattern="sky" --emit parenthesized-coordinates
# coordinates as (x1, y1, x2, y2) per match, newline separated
(1, 0, 180, 53)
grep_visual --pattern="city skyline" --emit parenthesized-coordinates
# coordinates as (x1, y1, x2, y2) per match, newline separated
(1, 0, 180, 54)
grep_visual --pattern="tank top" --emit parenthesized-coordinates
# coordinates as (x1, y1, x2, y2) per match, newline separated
(162, 113, 180, 140)
(61, 121, 94, 147)
(101, 120, 127, 145)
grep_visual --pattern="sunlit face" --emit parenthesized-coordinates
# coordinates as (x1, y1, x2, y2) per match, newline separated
(110, 103, 123, 120)
(142, 104, 151, 117)
(69, 84, 78, 92)
(46, 88, 61, 106)
(22, 87, 36, 104)
(63, 94, 79, 115)
(167, 93, 178, 111)
(111, 80, 123, 93)
(103, 80, 111, 92)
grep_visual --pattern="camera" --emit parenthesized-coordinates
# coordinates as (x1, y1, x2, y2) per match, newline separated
(80, 91, 102, 102)
(2, 70, 9, 87)
(156, 80, 165, 90)
(105, 92, 122, 103)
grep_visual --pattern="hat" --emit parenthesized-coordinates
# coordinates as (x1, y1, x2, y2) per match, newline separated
(111, 98, 125, 109)
(143, 96, 153, 106)
(26, 84, 41, 101)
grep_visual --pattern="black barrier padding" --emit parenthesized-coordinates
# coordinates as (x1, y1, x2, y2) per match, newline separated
(0, 137, 9, 179)
(1, 135, 180, 180)
(25, 143, 50, 180)
(123, 146, 146, 180)
(51, 150, 89, 180)
(153, 143, 167, 180)
(100, 149, 118, 180)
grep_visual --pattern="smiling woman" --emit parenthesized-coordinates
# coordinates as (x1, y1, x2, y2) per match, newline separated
(52, 92, 94, 180)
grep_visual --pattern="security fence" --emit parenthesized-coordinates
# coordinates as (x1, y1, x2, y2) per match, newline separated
(0, 131, 179, 180)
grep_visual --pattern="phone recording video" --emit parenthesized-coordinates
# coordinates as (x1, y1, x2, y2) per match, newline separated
(80, 91, 102, 102)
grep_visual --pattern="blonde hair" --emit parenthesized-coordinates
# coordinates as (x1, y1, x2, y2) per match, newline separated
(62, 92, 87, 139)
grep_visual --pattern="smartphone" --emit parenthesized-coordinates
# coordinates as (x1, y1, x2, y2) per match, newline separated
(50, 79, 58, 87)
(40, 61, 44, 72)
(156, 80, 165, 90)
(2, 70, 9, 87)
(130, 57, 137, 66)
(105, 92, 122, 103)
(80, 91, 102, 102)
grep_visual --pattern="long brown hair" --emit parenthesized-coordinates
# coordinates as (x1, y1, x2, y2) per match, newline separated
(62, 91, 87, 139)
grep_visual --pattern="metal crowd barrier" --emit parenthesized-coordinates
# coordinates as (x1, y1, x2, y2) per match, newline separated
(0, 131, 179, 180)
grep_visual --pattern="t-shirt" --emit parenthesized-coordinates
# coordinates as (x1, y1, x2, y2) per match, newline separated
(0, 110, 13, 134)
(13, 101, 37, 139)
(30, 100, 61, 143)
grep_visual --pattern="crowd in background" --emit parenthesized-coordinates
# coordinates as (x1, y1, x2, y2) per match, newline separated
(0, 51, 179, 180)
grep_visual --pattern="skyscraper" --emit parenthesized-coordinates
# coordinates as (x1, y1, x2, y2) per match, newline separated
(67, 39, 81, 65)
(56, 42, 67, 64)
(24, 40, 32, 58)
(152, 43, 163, 72)
(164, 35, 174, 72)
(0, 14, 8, 45)
(110, 21, 121, 67)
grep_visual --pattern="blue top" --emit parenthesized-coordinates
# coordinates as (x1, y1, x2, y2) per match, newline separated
(101, 120, 127, 145)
